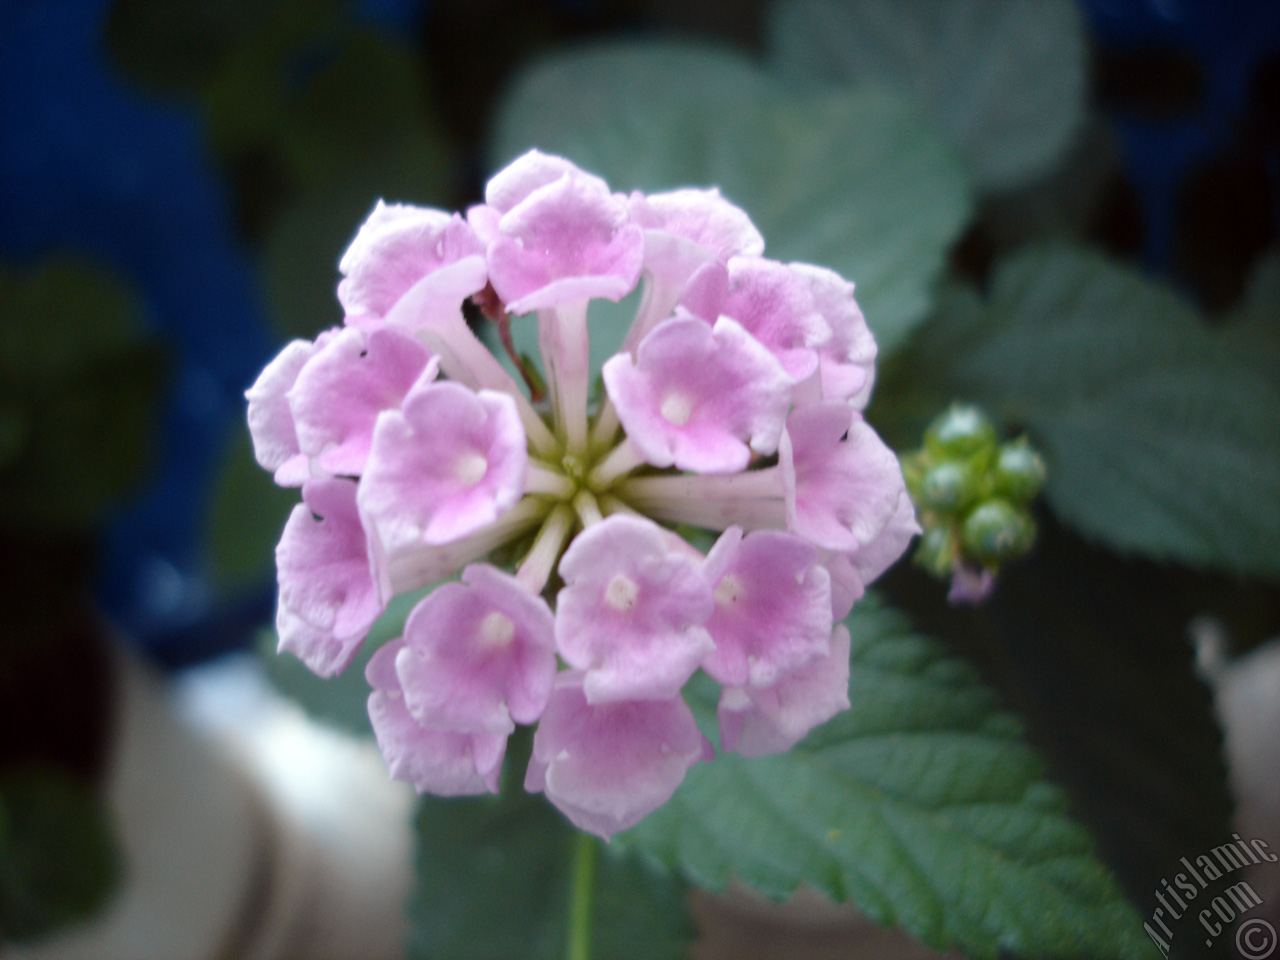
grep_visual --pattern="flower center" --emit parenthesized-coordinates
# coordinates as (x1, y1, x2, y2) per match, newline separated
(714, 574, 744, 607)
(604, 573, 640, 612)
(454, 451, 489, 486)
(659, 392, 693, 426)
(478, 611, 516, 648)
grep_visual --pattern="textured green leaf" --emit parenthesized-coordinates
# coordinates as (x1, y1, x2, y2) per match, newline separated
(410, 774, 693, 960)
(880, 515, 1237, 960)
(0, 766, 122, 944)
(768, 0, 1087, 191)
(1221, 247, 1280, 388)
(879, 244, 1280, 577)
(490, 42, 972, 354)
(617, 600, 1155, 960)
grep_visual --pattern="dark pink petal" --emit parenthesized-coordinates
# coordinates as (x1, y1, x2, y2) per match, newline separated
(701, 528, 833, 688)
(395, 564, 556, 736)
(337, 203, 484, 323)
(290, 325, 436, 477)
(603, 316, 792, 473)
(627, 188, 764, 261)
(246, 338, 318, 486)
(524, 672, 711, 839)
(358, 376, 527, 552)
(718, 625, 851, 758)
(487, 172, 644, 314)
(790, 263, 877, 409)
(366, 640, 504, 796)
(275, 478, 382, 677)
(555, 515, 714, 703)
(780, 404, 905, 552)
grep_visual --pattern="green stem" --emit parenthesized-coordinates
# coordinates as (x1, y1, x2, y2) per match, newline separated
(566, 830, 597, 960)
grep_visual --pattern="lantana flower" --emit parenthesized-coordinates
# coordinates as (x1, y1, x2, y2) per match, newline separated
(247, 150, 918, 839)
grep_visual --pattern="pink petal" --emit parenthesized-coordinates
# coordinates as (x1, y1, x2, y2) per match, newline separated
(487, 171, 644, 314)
(718, 624, 852, 758)
(525, 672, 710, 839)
(246, 338, 319, 486)
(358, 376, 528, 553)
(275, 478, 382, 677)
(848, 490, 920, 587)
(603, 315, 793, 474)
(337, 203, 484, 322)
(394, 564, 557, 735)
(555, 515, 714, 703)
(718, 258, 831, 381)
(366, 640, 505, 796)
(290, 325, 437, 477)
(780, 404, 905, 553)
(701, 528, 833, 688)
(627, 188, 765, 261)
(789, 262, 877, 409)
(484, 150, 611, 213)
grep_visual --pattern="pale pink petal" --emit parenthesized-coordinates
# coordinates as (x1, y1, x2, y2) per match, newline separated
(627, 188, 765, 261)
(290, 325, 437, 477)
(275, 478, 382, 677)
(603, 316, 793, 474)
(789, 262, 877, 409)
(719, 258, 831, 381)
(394, 564, 556, 735)
(780, 404, 904, 553)
(701, 528, 833, 688)
(719, 624, 852, 758)
(366, 640, 504, 795)
(484, 150, 611, 213)
(487, 172, 644, 314)
(555, 515, 714, 704)
(246, 338, 318, 486)
(337, 203, 484, 322)
(525, 672, 711, 839)
(358, 376, 527, 552)
(848, 490, 920, 587)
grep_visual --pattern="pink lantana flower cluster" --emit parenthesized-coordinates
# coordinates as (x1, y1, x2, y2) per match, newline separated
(246, 150, 918, 839)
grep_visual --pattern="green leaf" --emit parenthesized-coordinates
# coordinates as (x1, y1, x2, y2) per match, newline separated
(409, 774, 693, 960)
(0, 259, 165, 530)
(0, 766, 122, 944)
(617, 600, 1155, 960)
(203, 428, 297, 594)
(767, 0, 1087, 192)
(880, 515, 1238, 960)
(879, 244, 1280, 577)
(490, 41, 972, 354)
(1221, 247, 1280, 388)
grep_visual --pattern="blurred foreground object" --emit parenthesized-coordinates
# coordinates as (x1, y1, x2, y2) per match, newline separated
(10, 647, 415, 960)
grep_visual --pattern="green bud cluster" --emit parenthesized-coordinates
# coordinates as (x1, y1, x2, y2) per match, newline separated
(901, 404, 1045, 596)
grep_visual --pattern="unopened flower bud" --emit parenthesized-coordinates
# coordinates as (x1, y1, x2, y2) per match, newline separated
(961, 499, 1035, 565)
(925, 404, 997, 460)
(992, 439, 1046, 503)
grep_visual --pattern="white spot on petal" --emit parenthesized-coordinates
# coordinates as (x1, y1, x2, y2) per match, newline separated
(714, 574, 744, 607)
(604, 574, 640, 612)
(454, 451, 489, 486)
(478, 611, 515, 648)
(659, 392, 693, 426)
